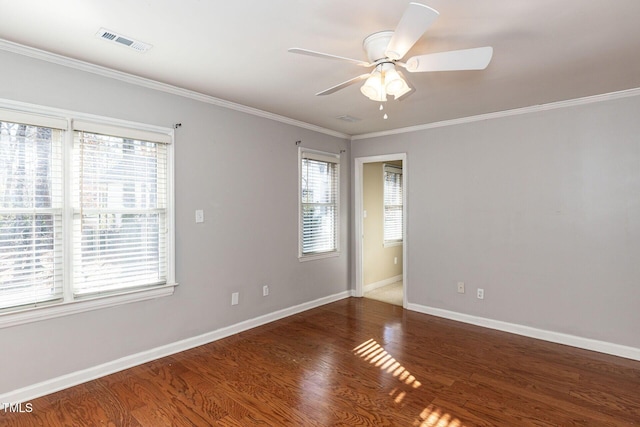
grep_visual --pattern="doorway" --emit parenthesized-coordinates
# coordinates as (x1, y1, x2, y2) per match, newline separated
(354, 154, 407, 308)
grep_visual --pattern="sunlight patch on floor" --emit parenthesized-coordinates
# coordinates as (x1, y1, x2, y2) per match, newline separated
(354, 339, 466, 427)
(353, 338, 421, 388)
(415, 405, 464, 427)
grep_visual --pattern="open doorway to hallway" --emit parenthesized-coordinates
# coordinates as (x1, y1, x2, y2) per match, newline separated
(355, 154, 406, 307)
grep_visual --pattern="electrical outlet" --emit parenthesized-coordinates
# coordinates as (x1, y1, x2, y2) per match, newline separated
(477, 288, 484, 300)
(394, 257, 398, 265)
(195, 209, 204, 223)
(263, 285, 269, 297)
(457, 282, 465, 294)
(231, 292, 239, 305)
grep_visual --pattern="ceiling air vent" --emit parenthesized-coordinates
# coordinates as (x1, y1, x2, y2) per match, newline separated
(336, 115, 361, 123)
(95, 28, 152, 53)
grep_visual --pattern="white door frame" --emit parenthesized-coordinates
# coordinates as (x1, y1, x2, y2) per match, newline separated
(354, 153, 408, 308)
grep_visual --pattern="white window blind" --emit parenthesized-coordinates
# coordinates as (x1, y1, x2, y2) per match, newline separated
(0, 119, 64, 310)
(300, 150, 339, 257)
(0, 104, 174, 323)
(383, 164, 403, 243)
(72, 130, 168, 296)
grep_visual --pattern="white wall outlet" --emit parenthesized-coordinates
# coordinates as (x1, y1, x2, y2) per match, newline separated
(262, 285, 269, 297)
(231, 292, 239, 305)
(457, 282, 465, 294)
(394, 257, 398, 265)
(477, 288, 484, 300)
(195, 209, 204, 223)
(363, 210, 367, 218)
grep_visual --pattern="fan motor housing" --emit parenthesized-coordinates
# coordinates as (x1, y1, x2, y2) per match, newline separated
(362, 31, 394, 62)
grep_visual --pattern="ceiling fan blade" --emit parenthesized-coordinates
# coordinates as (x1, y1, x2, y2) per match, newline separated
(385, 3, 439, 61)
(288, 48, 371, 67)
(316, 74, 371, 96)
(404, 46, 493, 72)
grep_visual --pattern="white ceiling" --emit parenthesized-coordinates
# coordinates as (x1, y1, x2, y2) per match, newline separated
(1, 1, 640, 136)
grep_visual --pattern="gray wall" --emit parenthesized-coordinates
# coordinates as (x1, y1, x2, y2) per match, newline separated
(0, 50, 350, 394)
(2, 44, 639, 396)
(352, 95, 640, 349)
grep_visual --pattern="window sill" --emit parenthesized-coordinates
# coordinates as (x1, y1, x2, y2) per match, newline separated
(383, 241, 403, 248)
(0, 283, 177, 329)
(298, 251, 341, 262)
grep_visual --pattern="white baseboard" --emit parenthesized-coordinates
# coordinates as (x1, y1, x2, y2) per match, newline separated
(1, 290, 352, 404)
(364, 275, 403, 293)
(407, 303, 640, 362)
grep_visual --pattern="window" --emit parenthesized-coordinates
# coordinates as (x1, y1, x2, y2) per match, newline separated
(0, 105, 174, 323)
(299, 149, 340, 259)
(383, 163, 403, 244)
(0, 115, 64, 310)
(72, 123, 169, 296)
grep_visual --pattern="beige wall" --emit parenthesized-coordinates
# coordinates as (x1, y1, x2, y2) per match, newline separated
(363, 162, 403, 286)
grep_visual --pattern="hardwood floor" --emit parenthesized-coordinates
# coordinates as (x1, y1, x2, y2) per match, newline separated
(3, 297, 640, 426)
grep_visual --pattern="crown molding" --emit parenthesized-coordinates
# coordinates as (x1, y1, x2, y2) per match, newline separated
(0, 39, 350, 140)
(4, 38, 639, 143)
(351, 87, 640, 141)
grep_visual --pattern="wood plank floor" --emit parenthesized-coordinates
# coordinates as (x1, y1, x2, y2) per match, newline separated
(3, 297, 640, 426)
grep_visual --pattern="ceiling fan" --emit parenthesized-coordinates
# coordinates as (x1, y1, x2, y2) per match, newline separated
(289, 2, 493, 102)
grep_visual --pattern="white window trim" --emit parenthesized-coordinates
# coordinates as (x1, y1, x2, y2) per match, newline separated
(0, 285, 176, 329)
(0, 98, 177, 329)
(383, 241, 403, 248)
(298, 147, 341, 261)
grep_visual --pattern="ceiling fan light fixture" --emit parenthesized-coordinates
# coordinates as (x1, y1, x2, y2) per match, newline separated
(290, 3, 493, 105)
(361, 71, 387, 101)
(384, 68, 406, 96)
(392, 82, 412, 99)
(360, 64, 410, 101)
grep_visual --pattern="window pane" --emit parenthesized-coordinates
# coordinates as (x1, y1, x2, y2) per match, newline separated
(301, 159, 336, 204)
(0, 121, 63, 310)
(0, 213, 63, 309)
(301, 155, 339, 256)
(302, 205, 336, 254)
(383, 165, 403, 243)
(0, 123, 62, 209)
(384, 207, 403, 242)
(384, 171, 402, 206)
(73, 213, 165, 295)
(73, 133, 165, 210)
(73, 131, 167, 296)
